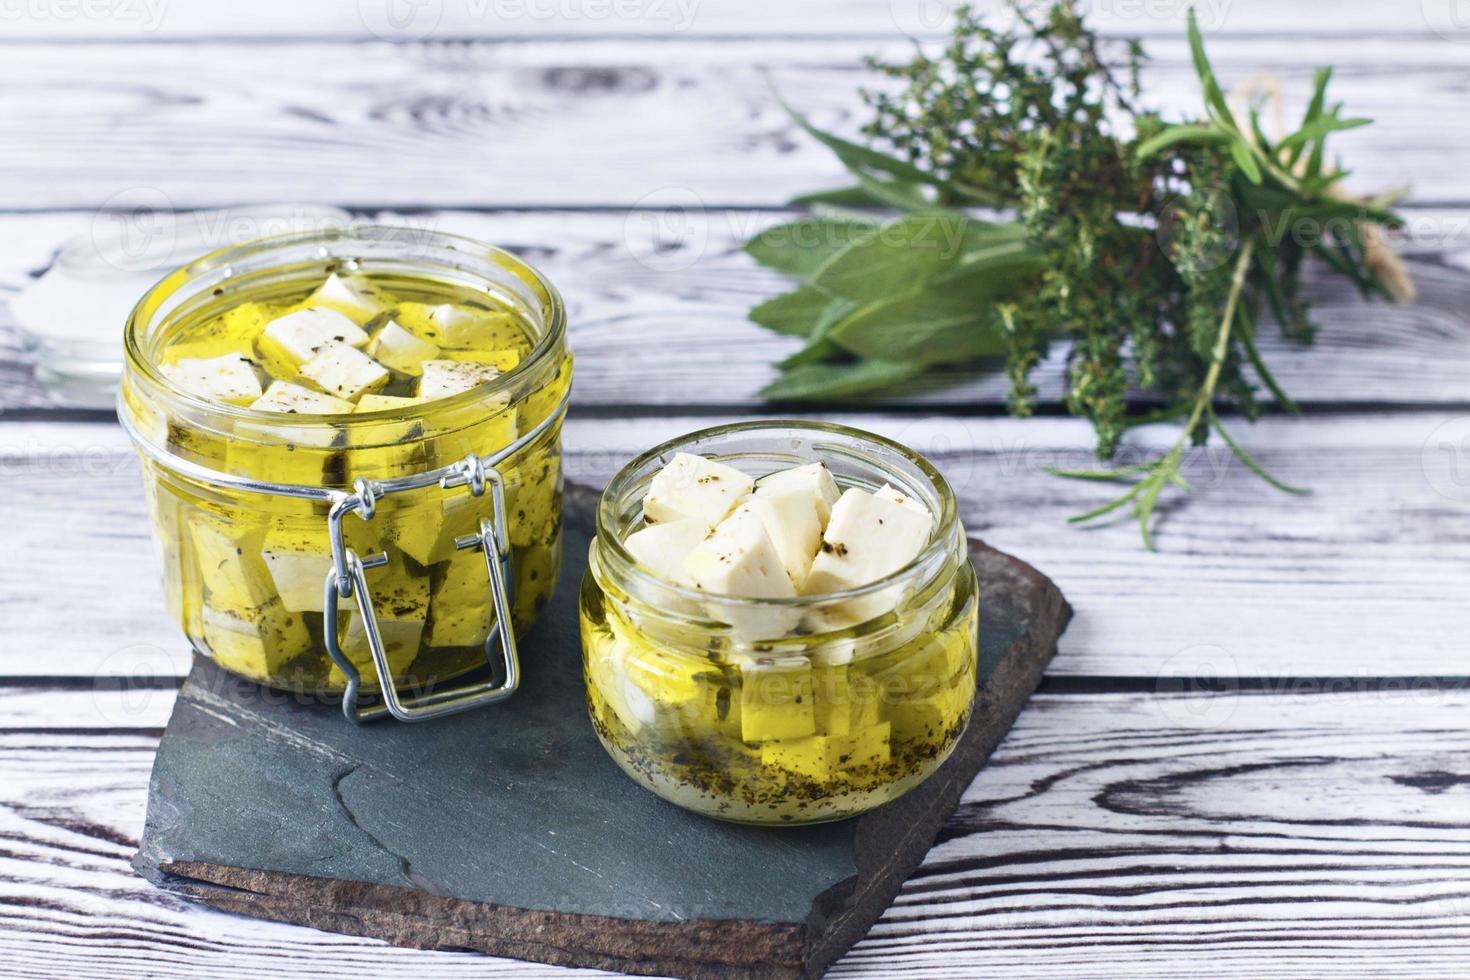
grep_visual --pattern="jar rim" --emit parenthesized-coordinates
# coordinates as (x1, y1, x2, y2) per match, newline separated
(121, 223, 567, 427)
(594, 419, 963, 609)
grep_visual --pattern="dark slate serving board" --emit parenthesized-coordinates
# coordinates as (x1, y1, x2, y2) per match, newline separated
(134, 483, 1072, 980)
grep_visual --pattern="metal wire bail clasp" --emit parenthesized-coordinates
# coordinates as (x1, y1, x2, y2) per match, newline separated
(323, 455, 522, 724)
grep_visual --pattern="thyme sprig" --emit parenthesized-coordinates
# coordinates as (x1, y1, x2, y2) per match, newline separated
(742, 2, 1409, 548)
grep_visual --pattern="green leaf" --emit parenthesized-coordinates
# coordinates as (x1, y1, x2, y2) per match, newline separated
(1229, 136, 1263, 184)
(776, 298, 859, 368)
(809, 212, 972, 300)
(760, 358, 924, 401)
(1045, 464, 1153, 482)
(1208, 406, 1311, 495)
(827, 287, 1009, 364)
(779, 97, 945, 192)
(1279, 115, 1371, 153)
(748, 285, 834, 337)
(1288, 66, 1333, 170)
(1187, 10, 1235, 126)
(745, 216, 881, 278)
(788, 185, 882, 208)
(852, 171, 940, 211)
(1135, 123, 1231, 160)
(1064, 480, 1146, 524)
(934, 237, 1040, 288)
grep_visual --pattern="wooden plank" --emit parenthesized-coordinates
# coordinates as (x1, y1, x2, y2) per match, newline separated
(0, 36, 1463, 209)
(4, 411, 1467, 680)
(3, 689, 1470, 976)
(3, 207, 1468, 412)
(0, 0, 1449, 41)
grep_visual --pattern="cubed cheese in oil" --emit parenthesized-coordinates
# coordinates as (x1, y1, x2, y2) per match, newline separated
(755, 460, 841, 529)
(874, 483, 930, 518)
(802, 488, 932, 596)
(739, 656, 816, 743)
(306, 273, 384, 324)
(430, 304, 523, 349)
(643, 453, 753, 527)
(733, 491, 821, 589)
(160, 354, 263, 406)
(250, 380, 356, 416)
(329, 616, 423, 688)
(257, 307, 369, 377)
(622, 517, 711, 582)
(367, 319, 439, 376)
(298, 340, 390, 401)
(417, 359, 503, 401)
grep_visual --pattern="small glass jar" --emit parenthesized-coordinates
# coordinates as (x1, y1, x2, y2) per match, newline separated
(119, 226, 571, 716)
(581, 422, 978, 824)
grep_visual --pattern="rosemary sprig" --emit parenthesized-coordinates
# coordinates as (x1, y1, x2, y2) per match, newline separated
(741, 1, 1409, 548)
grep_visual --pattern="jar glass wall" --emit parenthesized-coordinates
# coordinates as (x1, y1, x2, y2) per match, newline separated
(120, 226, 571, 696)
(581, 422, 978, 825)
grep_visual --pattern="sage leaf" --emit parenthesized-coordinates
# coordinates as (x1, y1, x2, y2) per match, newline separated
(749, 284, 834, 337)
(777, 298, 859, 368)
(828, 287, 1009, 364)
(761, 358, 924, 401)
(810, 212, 971, 300)
(745, 217, 880, 278)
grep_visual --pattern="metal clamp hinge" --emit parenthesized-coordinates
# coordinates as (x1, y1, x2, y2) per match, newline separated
(323, 455, 522, 723)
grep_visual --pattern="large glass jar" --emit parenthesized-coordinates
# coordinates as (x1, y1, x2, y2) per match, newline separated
(120, 226, 571, 717)
(581, 422, 978, 824)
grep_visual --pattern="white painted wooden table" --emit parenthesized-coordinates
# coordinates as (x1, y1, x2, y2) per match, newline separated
(4, 3, 1470, 976)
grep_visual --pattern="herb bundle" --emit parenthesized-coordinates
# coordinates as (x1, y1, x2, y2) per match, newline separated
(743, 2, 1410, 547)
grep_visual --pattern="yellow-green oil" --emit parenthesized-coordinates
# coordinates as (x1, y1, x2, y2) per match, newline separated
(579, 561, 978, 824)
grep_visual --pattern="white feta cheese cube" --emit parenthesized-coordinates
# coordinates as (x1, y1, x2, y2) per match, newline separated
(417, 358, 502, 400)
(731, 494, 820, 589)
(643, 452, 753, 527)
(298, 340, 390, 401)
(160, 353, 262, 406)
(874, 483, 930, 518)
(683, 507, 795, 599)
(756, 460, 841, 528)
(622, 517, 712, 582)
(429, 304, 518, 349)
(259, 307, 370, 369)
(367, 319, 439, 376)
(250, 380, 356, 415)
(682, 507, 800, 639)
(260, 526, 332, 612)
(802, 488, 932, 595)
(307, 273, 383, 323)
(355, 393, 421, 413)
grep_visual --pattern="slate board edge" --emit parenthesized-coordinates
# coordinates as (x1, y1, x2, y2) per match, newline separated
(132, 509, 1072, 980)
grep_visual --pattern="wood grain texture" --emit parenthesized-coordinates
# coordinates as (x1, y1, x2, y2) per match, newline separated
(4, 689, 1470, 977)
(0, 35, 1464, 209)
(6, 411, 1468, 680)
(0, 0, 1457, 41)
(2, 208, 1469, 413)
